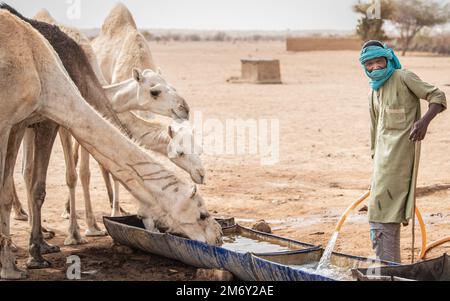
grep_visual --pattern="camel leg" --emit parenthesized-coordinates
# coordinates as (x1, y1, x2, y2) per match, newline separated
(22, 127, 35, 228)
(23, 128, 55, 240)
(10, 133, 30, 222)
(99, 164, 114, 210)
(61, 140, 81, 219)
(59, 129, 89, 244)
(79, 148, 106, 237)
(12, 181, 28, 221)
(0, 126, 11, 194)
(101, 166, 128, 216)
(0, 124, 27, 279)
(111, 178, 122, 217)
(26, 121, 61, 269)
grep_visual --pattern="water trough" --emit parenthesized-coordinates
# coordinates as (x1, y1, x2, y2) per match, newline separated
(103, 215, 397, 281)
(353, 254, 450, 281)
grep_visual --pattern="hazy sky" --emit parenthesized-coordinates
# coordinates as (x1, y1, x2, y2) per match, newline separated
(5, 0, 360, 30)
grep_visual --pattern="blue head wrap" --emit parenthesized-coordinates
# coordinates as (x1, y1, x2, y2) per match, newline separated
(359, 44, 402, 90)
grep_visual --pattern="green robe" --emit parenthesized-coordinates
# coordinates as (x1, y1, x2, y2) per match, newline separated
(369, 69, 446, 224)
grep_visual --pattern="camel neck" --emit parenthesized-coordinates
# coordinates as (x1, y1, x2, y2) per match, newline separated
(42, 82, 190, 208)
(103, 79, 138, 113)
(116, 111, 170, 154)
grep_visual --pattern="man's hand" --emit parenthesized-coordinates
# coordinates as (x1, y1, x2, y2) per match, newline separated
(409, 103, 445, 142)
(409, 119, 429, 141)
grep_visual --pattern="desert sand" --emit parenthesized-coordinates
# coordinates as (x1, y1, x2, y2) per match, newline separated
(9, 41, 450, 280)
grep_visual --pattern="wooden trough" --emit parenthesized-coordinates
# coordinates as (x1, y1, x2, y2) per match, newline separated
(228, 58, 282, 84)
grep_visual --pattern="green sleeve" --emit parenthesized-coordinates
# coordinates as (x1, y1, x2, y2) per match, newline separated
(402, 69, 447, 110)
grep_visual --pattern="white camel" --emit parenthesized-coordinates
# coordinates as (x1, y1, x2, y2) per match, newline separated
(8, 10, 198, 241)
(91, 3, 157, 84)
(0, 9, 221, 280)
(91, 3, 200, 220)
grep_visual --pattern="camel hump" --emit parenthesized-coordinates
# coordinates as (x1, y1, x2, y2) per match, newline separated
(113, 31, 157, 79)
(0, 10, 42, 99)
(0, 9, 28, 39)
(0, 9, 16, 31)
(101, 3, 137, 35)
(33, 9, 56, 24)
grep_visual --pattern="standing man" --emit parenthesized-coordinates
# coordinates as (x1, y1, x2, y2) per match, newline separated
(359, 40, 446, 263)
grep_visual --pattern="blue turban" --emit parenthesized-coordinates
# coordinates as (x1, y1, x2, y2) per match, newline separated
(359, 44, 402, 90)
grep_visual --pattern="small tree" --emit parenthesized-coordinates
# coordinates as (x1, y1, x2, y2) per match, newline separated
(390, 0, 450, 55)
(353, 0, 395, 42)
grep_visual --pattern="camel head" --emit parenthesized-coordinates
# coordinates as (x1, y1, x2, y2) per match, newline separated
(132, 68, 190, 120)
(139, 186, 223, 246)
(167, 120, 205, 184)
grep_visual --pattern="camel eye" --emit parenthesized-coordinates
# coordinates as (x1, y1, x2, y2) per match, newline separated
(200, 213, 209, 220)
(150, 90, 161, 97)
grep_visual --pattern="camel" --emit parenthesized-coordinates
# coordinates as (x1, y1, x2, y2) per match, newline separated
(0, 8, 221, 280)
(91, 3, 201, 218)
(91, 3, 157, 84)
(9, 9, 110, 223)
(16, 68, 203, 236)
(31, 10, 202, 229)
(13, 59, 193, 235)
(92, 3, 158, 121)
(0, 4, 218, 274)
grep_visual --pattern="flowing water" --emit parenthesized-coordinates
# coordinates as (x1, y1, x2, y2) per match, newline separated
(316, 231, 339, 270)
(290, 262, 354, 281)
(222, 231, 355, 280)
(221, 234, 299, 253)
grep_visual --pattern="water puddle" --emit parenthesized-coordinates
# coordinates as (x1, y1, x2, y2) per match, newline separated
(289, 262, 354, 281)
(221, 234, 298, 253)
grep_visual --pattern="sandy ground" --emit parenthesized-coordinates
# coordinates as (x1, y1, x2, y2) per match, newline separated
(8, 41, 450, 280)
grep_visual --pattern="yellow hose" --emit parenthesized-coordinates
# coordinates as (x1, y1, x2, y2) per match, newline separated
(420, 236, 450, 259)
(415, 207, 427, 260)
(335, 190, 370, 232)
(334, 190, 427, 261)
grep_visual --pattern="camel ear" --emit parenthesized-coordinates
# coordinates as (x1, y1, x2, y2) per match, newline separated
(189, 185, 197, 198)
(168, 125, 175, 139)
(132, 68, 143, 83)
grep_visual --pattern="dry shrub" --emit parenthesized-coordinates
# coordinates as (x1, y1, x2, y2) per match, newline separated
(392, 32, 450, 55)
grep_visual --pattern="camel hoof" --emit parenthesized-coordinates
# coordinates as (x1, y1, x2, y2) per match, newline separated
(42, 229, 55, 240)
(43, 232, 55, 240)
(85, 228, 107, 237)
(111, 210, 121, 217)
(61, 210, 70, 219)
(11, 244, 18, 253)
(14, 211, 29, 221)
(40, 242, 60, 254)
(61, 210, 81, 220)
(26, 257, 51, 269)
(120, 207, 130, 216)
(64, 235, 87, 246)
(1, 266, 28, 279)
